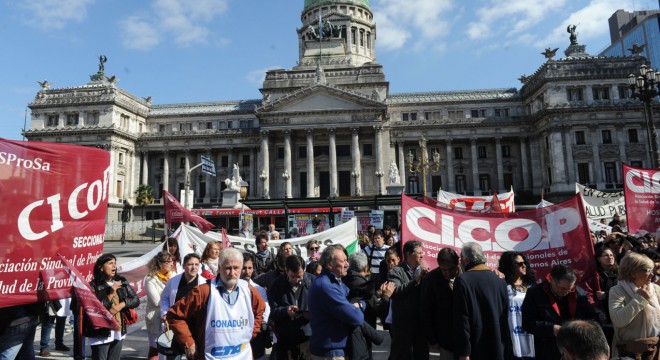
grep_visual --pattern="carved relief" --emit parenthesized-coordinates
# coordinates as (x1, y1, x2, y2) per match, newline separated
(599, 144, 619, 157)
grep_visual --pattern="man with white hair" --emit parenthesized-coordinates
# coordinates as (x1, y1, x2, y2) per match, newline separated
(167, 248, 266, 360)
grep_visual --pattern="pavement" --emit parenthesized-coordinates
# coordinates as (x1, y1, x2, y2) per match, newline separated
(30, 240, 439, 359)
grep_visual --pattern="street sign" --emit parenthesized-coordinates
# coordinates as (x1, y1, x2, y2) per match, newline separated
(200, 155, 216, 176)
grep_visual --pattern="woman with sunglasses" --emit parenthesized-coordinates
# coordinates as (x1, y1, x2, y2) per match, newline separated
(145, 251, 173, 360)
(498, 251, 536, 360)
(609, 252, 660, 359)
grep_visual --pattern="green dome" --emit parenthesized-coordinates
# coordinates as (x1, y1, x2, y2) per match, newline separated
(304, 0, 370, 11)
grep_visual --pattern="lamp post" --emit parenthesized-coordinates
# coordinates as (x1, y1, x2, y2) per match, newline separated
(259, 170, 268, 199)
(351, 170, 360, 196)
(407, 136, 441, 196)
(282, 170, 290, 198)
(629, 64, 660, 168)
(375, 168, 384, 195)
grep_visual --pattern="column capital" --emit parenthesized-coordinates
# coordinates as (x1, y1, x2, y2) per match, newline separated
(373, 125, 383, 132)
(306, 128, 314, 135)
(351, 127, 360, 134)
(283, 129, 291, 136)
(446, 138, 453, 144)
(470, 137, 477, 144)
(328, 127, 336, 135)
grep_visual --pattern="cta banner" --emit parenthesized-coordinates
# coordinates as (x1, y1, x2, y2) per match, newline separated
(163, 190, 214, 233)
(576, 183, 625, 219)
(436, 189, 515, 213)
(623, 164, 660, 236)
(402, 194, 595, 284)
(0, 139, 110, 308)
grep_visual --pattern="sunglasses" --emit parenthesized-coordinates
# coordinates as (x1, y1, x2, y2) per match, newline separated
(514, 261, 526, 267)
(309, 247, 319, 251)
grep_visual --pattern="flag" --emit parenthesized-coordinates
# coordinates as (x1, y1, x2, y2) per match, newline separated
(490, 193, 503, 213)
(57, 253, 119, 331)
(221, 228, 233, 249)
(163, 190, 215, 233)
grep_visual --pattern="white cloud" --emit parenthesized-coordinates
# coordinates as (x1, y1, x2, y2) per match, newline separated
(119, 16, 160, 50)
(246, 67, 283, 88)
(119, 0, 229, 50)
(21, 0, 94, 30)
(373, 0, 454, 51)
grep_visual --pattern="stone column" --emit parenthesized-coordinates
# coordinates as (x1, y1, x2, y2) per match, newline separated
(563, 126, 576, 185)
(128, 150, 136, 200)
(261, 131, 270, 199)
(374, 126, 384, 195)
(529, 137, 542, 191)
(282, 130, 292, 198)
(520, 139, 529, 190)
(250, 147, 256, 198)
(446, 140, 455, 192)
(589, 125, 603, 185)
(163, 150, 170, 193)
(216, 151, 223, 199)
(141, 151, 149, 185)
(397, 141, 405, 187)
(306, 129, 315, 198)
(328, 128, 338, 197)
(616, 123, 628, 167)
(495, 137, 505, 192)
(470, 138, 479, 194)
(184, 150, 191, 201)
(550, 130, 567, 190)
(352, 128, 362, 195)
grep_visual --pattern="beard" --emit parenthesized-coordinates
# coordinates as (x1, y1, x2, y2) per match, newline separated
(222, 275, 239, 289)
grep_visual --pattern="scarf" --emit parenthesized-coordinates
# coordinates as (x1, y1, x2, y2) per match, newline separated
(620, 280, 660, 337)
(542, 281, 577, 320)
(110, 293, 121, 324)
(204, 258, 219, 275)
(156, 269, 171, 285)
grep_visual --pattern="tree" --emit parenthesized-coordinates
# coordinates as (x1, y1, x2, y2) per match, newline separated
(134, 184, 154, 221)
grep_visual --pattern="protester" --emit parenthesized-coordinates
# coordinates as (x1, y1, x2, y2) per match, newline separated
(268, 224, 276, 240)
(306, 240, 321, 265)
(584, 246, 618, 344)
(498, 251, 536, 360)
(421, 247, 461, 359)
(556, 320, 610, 360)
(0, 302, 42, 359)
(271, 231, 281, 240)
(255, 252, 288, 290)
(240, 222, 252, 238)
(608, 252, 660, 358)
(453, 242, 511, 360)
(167, 247, 266, 360)
(160, 253, 206, 360)
(521, 264, 596, 360)
(366, 225, 376, 241)
(358, 232, 371, 250)
(242, 253, 271, 360)
(162, 237, 182, 273)
(279, 242, 294, 257)
(288, 227, 300, 238)
(200, 240, 221, 279)
(388, 240, 429, 360)
(308, 244, 364, 359)
(145, 251, 173, 360)
(39, 298, 71, 356)
(85, 253, 140, 360)
(306, 261, 322, 276)
(253, 233, 276, 275)
(268, 255, 315, 360)
(609, 213, 621, 228)
(362, 230, 389, 279)
(377, 248, 400, 288)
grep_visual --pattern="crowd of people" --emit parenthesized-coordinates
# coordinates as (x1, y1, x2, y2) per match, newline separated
(3, 215, 660, 360)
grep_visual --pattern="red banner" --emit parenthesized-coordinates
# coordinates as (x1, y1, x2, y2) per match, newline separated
(163, 190, 214, 233)
(623, 163, 660, 236)
(0, 139, 110, 308)
(221, 228, 232, 249)
(402, 194, 595, 284)
(57, 253, 119, 330)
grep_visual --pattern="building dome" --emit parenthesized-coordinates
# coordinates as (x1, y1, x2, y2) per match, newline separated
(303, 0, 370, 10)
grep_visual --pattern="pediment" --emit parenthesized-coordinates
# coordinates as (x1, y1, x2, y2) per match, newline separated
(257, 83, 386, 115)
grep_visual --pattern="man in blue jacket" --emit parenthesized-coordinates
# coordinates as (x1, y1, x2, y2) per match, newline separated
(308, 244, 365, 359)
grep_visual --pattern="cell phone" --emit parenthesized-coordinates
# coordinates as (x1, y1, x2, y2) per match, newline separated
(295, 309, 304, 314)
(313, 251, 319, 258)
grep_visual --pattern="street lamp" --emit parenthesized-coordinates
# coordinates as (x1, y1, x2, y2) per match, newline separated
(282, 170, 290, 198)
(259, 169, 268, 199)
(374, 168, 384, 195)
(351, 171, 360, 196)
(407, 136, 441, 196)
(629, 64, 660, 168)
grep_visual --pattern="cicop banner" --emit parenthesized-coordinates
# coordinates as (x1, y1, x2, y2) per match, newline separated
(402, 194, 595, 284)
(576, 183, 625, 219)
(436, 188, 515, 213)
(623, 163, 660, 236)
(0, 139, 110, 308)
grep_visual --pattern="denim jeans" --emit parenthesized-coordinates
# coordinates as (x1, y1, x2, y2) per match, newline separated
(0, 316, 39, 360)
(91, 339, 123, 360)
(40, 315, 67, 349)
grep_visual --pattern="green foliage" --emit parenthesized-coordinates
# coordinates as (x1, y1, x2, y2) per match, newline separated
(134, 184, 154, 220)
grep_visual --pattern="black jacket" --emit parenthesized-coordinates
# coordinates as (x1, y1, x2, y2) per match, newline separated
(347, 321, 384, 360)
(521, 281, 597, 360)
(81, 275, 140, 338)
(420, 267, 455, 351)
(267, 272, 315, 345)
(342, 269, 377, 328)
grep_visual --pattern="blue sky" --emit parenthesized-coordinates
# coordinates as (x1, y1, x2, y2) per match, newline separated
(1, 0, 657, 140)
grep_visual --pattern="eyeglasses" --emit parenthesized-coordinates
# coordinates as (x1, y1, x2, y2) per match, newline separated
(514, 261, 526, 267)
(642, 268, 654, 274)
(309, 247, 319, 251)
(166, 260, 174, 264)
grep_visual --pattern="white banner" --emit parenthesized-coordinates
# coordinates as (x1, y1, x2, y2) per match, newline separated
(537, 199, 612, 235)
(437, 188, 515, 212)
(576, 183, 625, 220)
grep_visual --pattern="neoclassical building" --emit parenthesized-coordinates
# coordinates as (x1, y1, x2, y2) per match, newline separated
(26, 0, 654, 224)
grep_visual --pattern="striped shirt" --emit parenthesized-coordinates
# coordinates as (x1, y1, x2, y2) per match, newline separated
(362, 244, 389, 275)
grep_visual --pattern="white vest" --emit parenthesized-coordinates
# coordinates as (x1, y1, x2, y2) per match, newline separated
(507, 285, 535, 358)
(204, 278, 254, 360)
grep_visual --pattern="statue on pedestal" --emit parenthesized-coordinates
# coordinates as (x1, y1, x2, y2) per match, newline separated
(388, 160, 401, 185)
(224, 163, 243, 191)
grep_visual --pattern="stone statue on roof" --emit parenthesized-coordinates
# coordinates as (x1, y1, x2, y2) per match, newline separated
(567, 25, 578, 46)
(98, 55, 107, 75)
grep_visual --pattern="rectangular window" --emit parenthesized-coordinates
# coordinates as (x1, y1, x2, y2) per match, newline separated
(503, 173, 514, 190)
(618, 85, 631, 99)
(159, 158, 164, 169)
(351, 28, 356, 45)
(362, 143, 373, 156)
(575, 131, 586, 145)
(630, 160, 643, 167)
(425, 111, 441, 120)
(47, 114, 58, 127)
(66, 113, 79, 126)
(402, 113, 408, 121)
(408, 176, 419, 194)
(471, 110, 479, 118)
(359, 30, 364, 46)
(158, 124, 167, 132)
(118, 153, 124, 165)
(448, 110, 464, 120)
(604, 162, 617, 183)
(116, 180, 122, 198)
(179, 157, 186, 169)
(366, 32, 371, 49)
(602, 130, 612, 144)
(199, 182, 206, 198)
(408, 148, 417, 161)
(479, 174, 490, 191)
(298, 146, 307, 159)
(454, 147, 463, 160)
(456, 175, 466, 194)
(206, 121, 213, 130)
(119, 114, 129, 128)
(337, 145, 351, 157)
(240, 120, 250, 129)
(87, 112, 99, 125)
(494, 108, 509, 117)
(547, 167, 553, 185)
(478, 146, 487, 159)
(567, 88, 584, 101)
(313, 145, 329, 157)
(577, 163, 590, 184)
(242, 155, 250, 167)
(277, 147, 284, 159)
(469, 109, 486, 118)
(628, 129, 639, 143)
(592, 86, 610, 100)
(221, 156, 229, 168)
(227, 120, 233, 129)
(502, 145, 511, 158)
